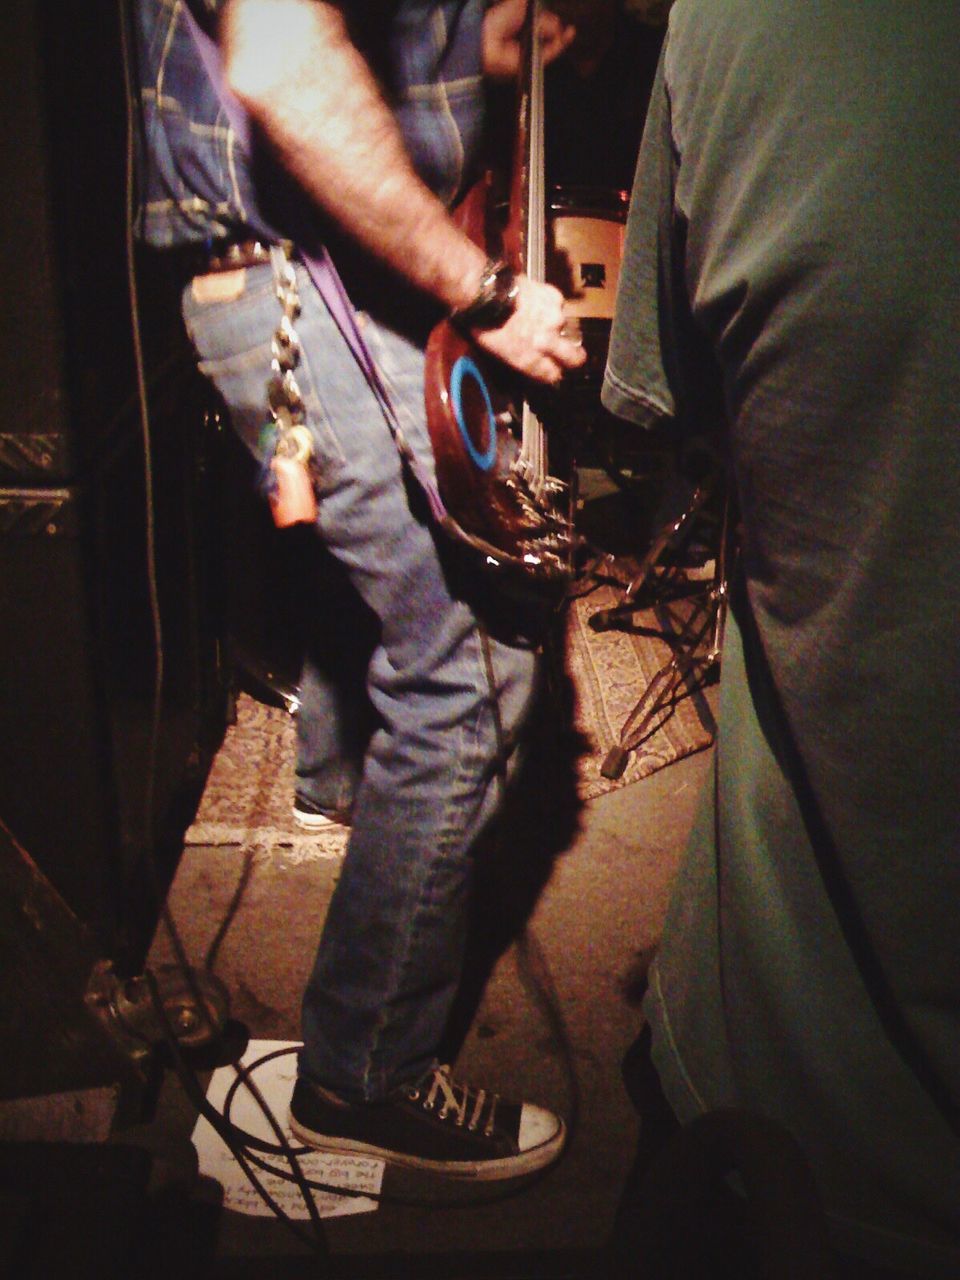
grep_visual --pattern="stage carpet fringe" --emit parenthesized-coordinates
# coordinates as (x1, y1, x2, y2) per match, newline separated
(186, 582, 715, 861)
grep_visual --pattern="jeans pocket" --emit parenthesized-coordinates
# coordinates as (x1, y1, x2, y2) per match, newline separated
(185, 335, 275, 460)
(181, 267, 346, 468)
(181, 265, 276, 362)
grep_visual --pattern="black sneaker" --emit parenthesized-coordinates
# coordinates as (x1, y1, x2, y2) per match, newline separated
(289, 1064, 566, 1181)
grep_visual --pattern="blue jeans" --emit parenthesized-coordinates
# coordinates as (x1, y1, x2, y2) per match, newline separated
(294, 550, 376, 818)
(182, 259, 540, 1102)
(295, 655, 364, 818)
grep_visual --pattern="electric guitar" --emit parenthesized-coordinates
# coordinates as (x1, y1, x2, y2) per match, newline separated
(424, 0, 577, 586)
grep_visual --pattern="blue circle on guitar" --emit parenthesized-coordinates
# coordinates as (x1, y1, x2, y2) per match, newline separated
(450, 355, 497, 472)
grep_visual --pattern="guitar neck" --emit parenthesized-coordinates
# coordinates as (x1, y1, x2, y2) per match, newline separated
(524, 0, 547, 284)
(510, 0, 547, 284)
(516, 1, 547, 486)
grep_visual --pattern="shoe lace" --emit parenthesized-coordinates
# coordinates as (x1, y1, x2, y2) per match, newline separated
(408, 1065, 499, 1136)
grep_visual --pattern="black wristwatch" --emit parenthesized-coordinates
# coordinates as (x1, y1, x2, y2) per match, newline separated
(450, 258, 520, 332)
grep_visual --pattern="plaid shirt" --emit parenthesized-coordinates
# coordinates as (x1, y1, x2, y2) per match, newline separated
(133, 0, 486, 248)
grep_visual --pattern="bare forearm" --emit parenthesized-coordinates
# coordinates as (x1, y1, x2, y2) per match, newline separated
(220, 0, 584, 383)
(221, 0, 485, 310)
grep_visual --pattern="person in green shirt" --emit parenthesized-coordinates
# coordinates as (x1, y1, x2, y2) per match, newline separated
(603, 1, 960, 1273)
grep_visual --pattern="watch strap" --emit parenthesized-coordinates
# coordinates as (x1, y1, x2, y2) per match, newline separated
(450, 258, 520, 332)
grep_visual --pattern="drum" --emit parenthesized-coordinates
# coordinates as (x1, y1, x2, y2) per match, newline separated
(547, 186, 629, 386)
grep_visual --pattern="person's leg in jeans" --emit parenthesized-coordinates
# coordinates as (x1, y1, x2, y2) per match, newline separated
(293, 656, 360, 825)
(294, 551, 378, 827)
(182, 257, 542, 1103)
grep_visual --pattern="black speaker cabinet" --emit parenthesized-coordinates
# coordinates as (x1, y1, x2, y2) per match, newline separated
(0, 2, 228, 964)
(0, 2, 137, 486)
(0, 362, 228, 965)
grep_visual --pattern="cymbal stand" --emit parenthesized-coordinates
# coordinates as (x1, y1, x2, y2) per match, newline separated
(591, 479, 732, 781)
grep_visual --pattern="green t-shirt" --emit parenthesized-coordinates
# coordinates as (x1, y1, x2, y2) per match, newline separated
(603, 1, 960, 1271)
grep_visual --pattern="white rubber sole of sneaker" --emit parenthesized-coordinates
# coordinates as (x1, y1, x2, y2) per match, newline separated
(288, 1112, 566, 1182)
(292, 809, 345, 832)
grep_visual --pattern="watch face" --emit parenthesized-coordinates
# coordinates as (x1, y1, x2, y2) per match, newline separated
(489, 265, 519, 320)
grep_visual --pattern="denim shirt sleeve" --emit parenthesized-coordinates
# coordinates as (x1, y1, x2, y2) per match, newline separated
(388, 0, 484, 207)
(133, 0, 260, 247)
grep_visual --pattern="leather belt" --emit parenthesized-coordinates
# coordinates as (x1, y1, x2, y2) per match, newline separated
(202, 238, 274, 274)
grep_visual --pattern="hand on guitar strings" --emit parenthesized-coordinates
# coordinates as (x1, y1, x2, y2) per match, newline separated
(482, 0, 577, 80)
(473, 274, 587, 386)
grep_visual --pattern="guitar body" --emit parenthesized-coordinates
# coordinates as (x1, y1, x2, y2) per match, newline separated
(425, 308, 574, 582)
(423, 6, 577, 586)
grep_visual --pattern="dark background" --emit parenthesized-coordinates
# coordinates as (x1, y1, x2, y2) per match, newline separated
(0, 0, 228, 967)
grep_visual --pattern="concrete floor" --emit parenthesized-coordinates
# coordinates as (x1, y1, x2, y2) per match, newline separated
(133, 732, 712, 1277)
(2, 463, 719, 1277)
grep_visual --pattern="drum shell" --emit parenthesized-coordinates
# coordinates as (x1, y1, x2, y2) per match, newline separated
(547, 186, 628, 386)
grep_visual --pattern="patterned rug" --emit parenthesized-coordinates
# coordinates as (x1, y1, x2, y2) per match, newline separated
(185, 580, 715, 859)
(565, 579, 716, 801)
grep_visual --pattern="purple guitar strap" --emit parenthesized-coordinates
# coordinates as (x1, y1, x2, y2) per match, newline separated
(181, 3, 450, 526)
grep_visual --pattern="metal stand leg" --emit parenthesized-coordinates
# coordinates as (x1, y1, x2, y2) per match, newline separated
(596, 484, 731, 780)
(589, 475, 719, 630)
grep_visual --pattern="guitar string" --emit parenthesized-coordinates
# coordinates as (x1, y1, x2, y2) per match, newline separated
(520, 0, 548, 502)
